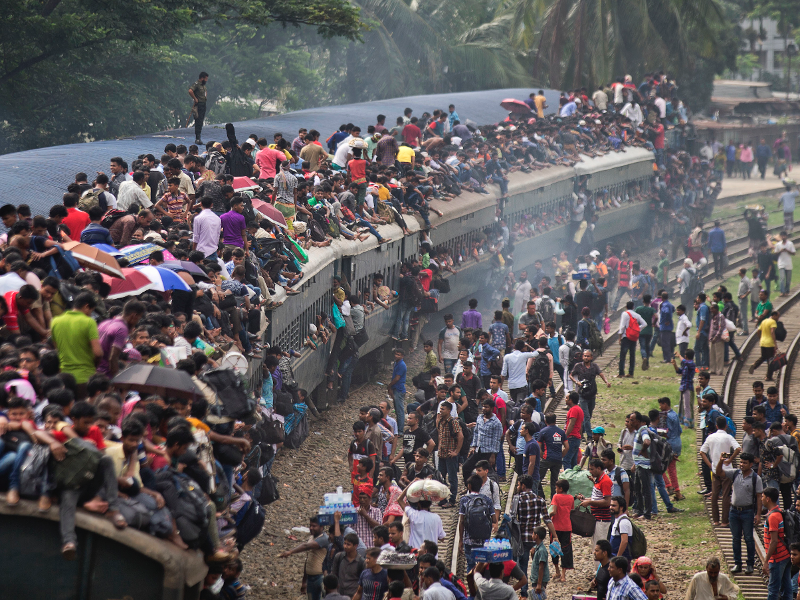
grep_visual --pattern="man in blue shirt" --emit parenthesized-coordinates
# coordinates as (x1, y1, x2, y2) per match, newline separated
(538, 413, 566, 498)
(726, 142, 736, 178)
(658, 397, 684, 501)
(708, 220, 727, 279)
(657, 292, 675, 363)
(756, 138, 772, 179)
(389, 348, 407, 431)
(694, 293, 710, 369)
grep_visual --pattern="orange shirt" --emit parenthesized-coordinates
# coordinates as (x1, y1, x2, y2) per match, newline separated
(765, 509, 790, 563)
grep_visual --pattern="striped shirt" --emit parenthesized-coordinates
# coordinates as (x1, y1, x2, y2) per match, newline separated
(765, 509, 791, 563)
(632, 426, 651, 469)
(472, 414, 503, 453)
(590, 472, 613, 522)
(608, 575, 648, 600)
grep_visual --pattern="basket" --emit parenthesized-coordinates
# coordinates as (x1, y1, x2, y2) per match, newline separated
(470, 548, 513, 563)
(316, 512, 357, 526)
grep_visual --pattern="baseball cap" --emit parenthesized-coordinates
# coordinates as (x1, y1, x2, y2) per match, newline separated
(592, 426, 606, 435)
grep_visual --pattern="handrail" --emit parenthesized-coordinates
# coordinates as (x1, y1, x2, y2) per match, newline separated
(451, 514, 461, 576)
(504, 472, 519, 516)
(778, 320, 800, 406)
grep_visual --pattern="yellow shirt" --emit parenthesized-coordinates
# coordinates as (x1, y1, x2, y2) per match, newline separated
(396, 146, 415, 164)
(759, 318, 777, 348)
(106, 442, 142, 486)
(378, 186, 392, 202)
(534, 95, 546, 118)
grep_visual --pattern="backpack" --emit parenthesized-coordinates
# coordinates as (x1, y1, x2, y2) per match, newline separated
(53, 438, 103, 490)
(527, 352, 551, 383)
(648, 431, 673, 475)
(48, 246, 82, 280)
(624, 311, 641, 342)
(767, 434, 800, 484)
(206, 151, 228, 176)
(308, 218, 327, 243)
(540, 299, 555, 325)
(609, 515, 648, 559)
(587, 320, 604, 354)
(454, 418, 473, 458)
(201, 368, 256, 421)
(724, 415, 737, 437)
(687, 268, 704, 298)
(101, 208, 130, 229)
(442, 572, 469, 597)
(284, 413, 309, 449)
(567, 343, 583, 371)
(235, 499, 266, 550)
(432, 276, 451, 294)
(463, 494, 494, 542)
(776, 321, 788, 342)
(154, 470, 210, 549)
(496, 513, 522, 557)
(259, 471, 280, 505)
(19, 445, 51, 498)
(78, 188, 102, 212)
(782, 509, 800, 547)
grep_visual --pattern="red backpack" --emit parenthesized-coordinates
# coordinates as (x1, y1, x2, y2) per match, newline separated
(625, 311, 640, 341)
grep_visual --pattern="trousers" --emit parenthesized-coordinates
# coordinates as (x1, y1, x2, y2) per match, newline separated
(619, 338, 637, 376)
(59, 455, 120, 546)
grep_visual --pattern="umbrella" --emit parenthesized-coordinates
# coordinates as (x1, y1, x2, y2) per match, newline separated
(232, 176, 260, 192)
(251, 198, 271, 213)
(92, 243, 123, 256)
(102, 268, 157, 299)
(111, 363, 205, 400)
(61, 241, 124, 279)
(500, 99, 532, 114)
(135, 266, 192, 292)
(118, 243, 163, 265)
(256, 203, 288, 229)
(160, 261, 209, 280)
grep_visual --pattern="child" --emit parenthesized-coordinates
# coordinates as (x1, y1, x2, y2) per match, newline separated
(530, 526, 550, 600)
(580, 426, 612, 468)
(746, 380, 765, 418)
(675, 304, 692, 357)
(1, 397, 65, 510)
(231, 468, 262, 527)
(549, 479, 574, 583)
(671, 348, 696, 427)
(387, 580, 405, 600)
(220, 558, 246, 600)
(423, 340, 437, 372)
(155, 177, 190, 222)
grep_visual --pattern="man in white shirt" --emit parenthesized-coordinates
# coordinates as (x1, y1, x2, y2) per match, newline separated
(675, 305, 692, 356)
(192, 196, 222, 260)
(774, 230, 796, 296)
(514, 272, 532, 317)
(677, 258, 695, 320)
(700, 414, 740, 526)
(469, 563, 518, 600)
(617, 302, 647, 378)
(420, 570, 456, 600)
(501, 339, 537, 401)
(116, 172, 153, 211)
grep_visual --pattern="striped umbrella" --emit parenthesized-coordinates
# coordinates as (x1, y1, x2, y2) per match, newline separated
(118, 243, 162, 265)
(135, 266, 192, 292)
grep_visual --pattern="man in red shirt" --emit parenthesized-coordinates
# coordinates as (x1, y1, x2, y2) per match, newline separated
(579, 458, 613, 554)
(762, 487, 792, 590)
(62, 193, 90, 240)
(563, 391, 584, 469)
(652, 122, 665, 169)
(402, 117, 422, 148)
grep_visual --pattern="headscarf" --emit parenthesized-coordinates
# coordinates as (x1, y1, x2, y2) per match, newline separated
(631, 556, 655, 581)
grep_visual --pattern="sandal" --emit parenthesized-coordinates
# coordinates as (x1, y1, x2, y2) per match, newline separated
(62, 543, 77, 561)
(108, 512, 127, 530)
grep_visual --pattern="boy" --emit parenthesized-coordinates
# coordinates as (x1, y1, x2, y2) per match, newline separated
(746, 381, 765, 418)
(671, 348, 696, 427)
(675, 304, 692, 357)
(1, 397, 65, 509)
(348, 420, 378, 486)
(155, 177, 190, 222)
(352, 547, 388, 600)
(220, 558, 246, 600)
(423, 340, 437, 372)
(530, 526, 550, 599)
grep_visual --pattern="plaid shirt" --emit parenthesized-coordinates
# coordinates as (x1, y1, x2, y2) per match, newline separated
(678, 359, 695, 392)
(608, 575, 648, 600)
(354, 506, 382, 545)
(437, 414, 460, 456)
(515, 490, 551, 542)
(472, 414, 503, 453)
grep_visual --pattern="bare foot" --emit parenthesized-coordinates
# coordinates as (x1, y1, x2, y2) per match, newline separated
(168, 530, 189, 550)
(83, 497, 109, 514)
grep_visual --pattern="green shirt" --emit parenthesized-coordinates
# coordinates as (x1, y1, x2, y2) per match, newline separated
(635, 305, 655, 336)
(51, 310, 99, 384)
(424, 350, 438, 371)
(530, 541, 550, 586)
(756, 300, 773, 320)
(190, 80, 207, 103)
(656, 257, 669, 285)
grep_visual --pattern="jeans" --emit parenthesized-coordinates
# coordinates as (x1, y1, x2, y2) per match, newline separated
(768, 557, 793, 600)
(649, 472, 675, 514)
(694, 334, 709, 368)
(752, 346, 777, 379)
(194, 102, 206, 141)
(729, 506, 756, 568)
(740, 299, 750, 335)
(724, 332, 741, 363)
(517, 541, 535, 595)
(563, 438, 580, 470)
(439, 456, 459, 503)
(59, 454, 120, 546)
(660, 330, 675, 362)
(465, 542, 481, 574)
(393, 389, 406, 433)
(579, 394, 595, 436)
(337, 354, 358, 401)
(712, 252, 725, 277)
(639, 334, 652, 359)
(443, 359, 457, 376)
(496, 444, 506, 478)
(781, 268, 792, 294)
(0, 441, 32, 490)
(619, 337, 637, 376)
(306, 574, 323, 600)
(612, 287, 629, 311)
(633, 466, 653, 517)
(389, 302, 414, 339)
(540, 459, 562, 498)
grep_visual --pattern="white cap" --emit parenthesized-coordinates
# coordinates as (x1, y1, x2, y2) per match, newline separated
(589, 250, 600, 258)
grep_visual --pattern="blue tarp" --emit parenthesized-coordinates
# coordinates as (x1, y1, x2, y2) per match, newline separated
(0, 88, 560, 215)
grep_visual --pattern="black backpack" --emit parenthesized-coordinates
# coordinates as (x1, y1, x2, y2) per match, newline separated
(154, 470, 210, 549)
(527, 352, 551, 383)
(455, 418, 473, 458)
(540, 299, 555, 325)
(308, 218, 327, 243)
(259, 471, 280, 505)
(587, 320, 604, 354)
(236, 499, 266, 550)
(201, 368, 255, 421)
(463, 494, 494, 543)
(648, 431, 673, 475)
(567, 343, 583, 371)
(782, 509, 800, 547)
(273, 390, 294, 416)
(776, 321, 788, 342)
(284, 413, 309, 449)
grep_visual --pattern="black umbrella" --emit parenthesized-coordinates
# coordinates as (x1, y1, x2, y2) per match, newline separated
(111, 364, 204, 400)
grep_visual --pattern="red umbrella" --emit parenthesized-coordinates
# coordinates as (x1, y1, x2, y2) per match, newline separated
(232, 176, 260, 191)
(251, 198, 271, 213)
(256, 203, 288, 229)
(102, 268, 157, 299)
(500, 98, 532, 114)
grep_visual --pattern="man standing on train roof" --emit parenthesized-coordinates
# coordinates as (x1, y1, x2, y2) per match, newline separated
(188, 71, 209, 145)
